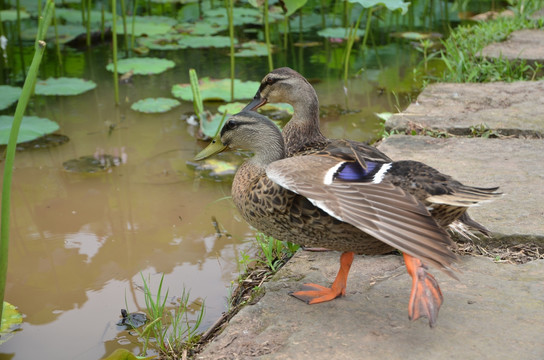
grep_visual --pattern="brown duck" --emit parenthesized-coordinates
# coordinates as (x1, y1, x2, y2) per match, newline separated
(235, 67, 501, 326)
(196, 110, 499, 327)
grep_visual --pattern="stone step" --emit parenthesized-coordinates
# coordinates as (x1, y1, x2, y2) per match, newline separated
(385, 80, 544, 137)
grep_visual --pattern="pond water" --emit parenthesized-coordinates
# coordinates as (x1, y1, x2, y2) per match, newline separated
(0, 22, 436, 359)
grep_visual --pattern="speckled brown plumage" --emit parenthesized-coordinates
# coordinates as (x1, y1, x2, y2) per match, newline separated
(232, 161, 394, 255)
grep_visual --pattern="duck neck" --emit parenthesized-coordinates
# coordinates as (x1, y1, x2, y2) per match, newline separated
(282, 86, 327, 156)
(248, 135, 286, 169)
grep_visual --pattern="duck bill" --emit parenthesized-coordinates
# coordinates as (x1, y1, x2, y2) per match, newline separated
(242, 95, 267, 111)
(194, 136, 227, 161)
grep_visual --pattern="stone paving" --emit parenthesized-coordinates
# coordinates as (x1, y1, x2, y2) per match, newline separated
(196, 29, 544, 360)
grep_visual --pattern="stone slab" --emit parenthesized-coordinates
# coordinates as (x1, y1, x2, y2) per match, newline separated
(377, 136, 544, 242)
(482, 29, 544, 64)
(197, 252, 544, 360)
(385, 81, 544, 136)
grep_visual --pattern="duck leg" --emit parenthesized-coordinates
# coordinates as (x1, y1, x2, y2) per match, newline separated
(403, 253, 443, 327)
(290, 251, 354, 304)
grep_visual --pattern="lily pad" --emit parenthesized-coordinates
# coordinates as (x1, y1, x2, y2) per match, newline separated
(172, 78, 259, 102)
(0, 116, 60, 145)
(137, 34, 187, 50)
(106, 57, 175, 75)
(234, 41, 269, 57)
(0, 9, 30, 22)
(21, 24, 87, 44)
(190, 158, 238, 177)
(200, 112, 227, 138)
(115, 18, 174, 36)
(0, 85, 22, 110)
(390, 32, 443, 40)
(131, 97, 181, 113)
(178, 35, 236, 48)
(317, 27, 365, 39)
(204, 7, 260, 26)
(347, 0, 409, 14)
(0, 302, 23, 346)
(217, 102, 293, 115)
(63, 154, 122, 173)
(175, 21, 227, 36)
(55, 8, 113, 25)
(34, 77, 97, 96)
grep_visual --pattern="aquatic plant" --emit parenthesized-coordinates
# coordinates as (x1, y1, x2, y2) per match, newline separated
(137, 273, 205, 357)
(0, 0, 54, 328)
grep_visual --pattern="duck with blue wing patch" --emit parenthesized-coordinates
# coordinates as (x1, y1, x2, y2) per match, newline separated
(195, 111, 497, 327)
(239, 67, 501, 327)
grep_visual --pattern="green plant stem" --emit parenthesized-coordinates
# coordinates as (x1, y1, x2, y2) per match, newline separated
(86, 0, 92, 47)
(112, 0, 119, 105)
(0, 0, 54, 327)
(225, 0, 235, 101)
(120, 0, 129, 54)
(52, 6, 63, 71)
(343, 7, 372, 83)
(264, 0, 273, 71)
(131, 0, 136, 49)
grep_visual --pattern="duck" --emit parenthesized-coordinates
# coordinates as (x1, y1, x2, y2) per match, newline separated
(237, 67, 501, 324)
(243, 67, 500, 238)
(195, 110, 479, 327)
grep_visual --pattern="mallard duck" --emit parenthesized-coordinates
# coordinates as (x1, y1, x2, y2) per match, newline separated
(237, 68, 502, 325)
(244, 67, 501, 238)
(195, 111, 475, 327)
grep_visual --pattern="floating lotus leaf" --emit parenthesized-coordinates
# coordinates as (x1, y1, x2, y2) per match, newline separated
(0, 9, 30, 22)
(0, 302, 23, 346)
(137, 34, 187, 50)
(102, 348, 150, 360)
(217, 102, 293, 115)
(0, 116, 60, 145)
(106, 57, 175, 75)
(14, 134, 70, 151)
(204, 7, 260, 26)
(63, 154, 122, 173)
(390, 31, 443, 40)
(55, 8, 113, 25)
(217, 102, 246, 114)
(178, 35, 235, 48)
(0, 85, 22, 110)
(115, 20, 173, 36)
(131, 97, 181, 113)
(190, 158, 238, 177)
(175, 21, 227, 35)
(21, 24, 86, 44)
(347, 0, 409, 14)
(317, 27, 365, 39)
(172, 77, 260, 102)
(34, 77, 97, 96)
(235, 41, 268, 57)
(199, 113, 227, 138)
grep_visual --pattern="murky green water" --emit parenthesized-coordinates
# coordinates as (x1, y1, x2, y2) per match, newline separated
(0, 28, 431, 358)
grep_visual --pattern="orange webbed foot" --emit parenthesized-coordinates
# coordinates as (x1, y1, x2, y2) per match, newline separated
(290, 283, 345, 304)
(290, 251, 354, 305)
(403, 253, 443, 327)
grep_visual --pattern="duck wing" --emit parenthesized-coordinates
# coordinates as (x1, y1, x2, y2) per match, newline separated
(266, 155, 458, 276)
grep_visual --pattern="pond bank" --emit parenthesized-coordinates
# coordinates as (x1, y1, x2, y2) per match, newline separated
(193, 35, 544, 360)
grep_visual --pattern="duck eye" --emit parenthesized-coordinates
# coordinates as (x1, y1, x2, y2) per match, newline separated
(265, 77, 274, 85)
(225, 120, 238, 130)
